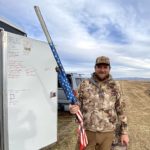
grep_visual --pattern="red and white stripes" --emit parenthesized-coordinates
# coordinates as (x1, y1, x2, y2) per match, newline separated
(76, 110, 88, 150)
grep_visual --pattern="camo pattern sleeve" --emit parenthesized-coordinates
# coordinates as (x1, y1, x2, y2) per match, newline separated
(75, 80, 87, 108)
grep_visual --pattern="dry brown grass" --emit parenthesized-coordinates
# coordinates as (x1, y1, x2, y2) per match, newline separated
(120, 81, 150, 150)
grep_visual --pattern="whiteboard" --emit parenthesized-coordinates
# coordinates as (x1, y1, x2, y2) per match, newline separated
(3, 31, 57, 150)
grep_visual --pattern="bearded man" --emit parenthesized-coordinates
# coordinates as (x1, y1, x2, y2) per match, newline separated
(69, 56, 129, 150)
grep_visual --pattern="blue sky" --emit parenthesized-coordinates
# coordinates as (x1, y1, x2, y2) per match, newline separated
(0, 0, 150, 78)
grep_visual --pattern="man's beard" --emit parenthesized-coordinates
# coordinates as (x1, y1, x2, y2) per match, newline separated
(96, 73, 109, 80)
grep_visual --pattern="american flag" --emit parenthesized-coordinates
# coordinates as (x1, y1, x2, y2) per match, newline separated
(76, 110, 88, 150)
(34, 6, 88, 149)
(49, 43, 88, 150)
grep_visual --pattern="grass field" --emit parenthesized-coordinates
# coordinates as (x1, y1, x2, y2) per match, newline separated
(121, 81, 150, 150)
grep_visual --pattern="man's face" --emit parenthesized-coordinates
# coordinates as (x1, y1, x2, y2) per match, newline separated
(95, 64, 110, 80)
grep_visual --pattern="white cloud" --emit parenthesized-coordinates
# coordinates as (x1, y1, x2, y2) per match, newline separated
(0, 0, 150, 78)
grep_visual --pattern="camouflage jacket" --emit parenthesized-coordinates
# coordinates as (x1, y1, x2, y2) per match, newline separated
(76, 73, 128, 134)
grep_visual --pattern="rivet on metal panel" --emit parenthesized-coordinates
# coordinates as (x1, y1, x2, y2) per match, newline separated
(50, 91, 56, 98)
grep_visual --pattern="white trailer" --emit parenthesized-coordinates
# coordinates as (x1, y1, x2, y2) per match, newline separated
(0, 30, 58, 150)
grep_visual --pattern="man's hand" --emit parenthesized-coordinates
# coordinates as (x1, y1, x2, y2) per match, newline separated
(69, 104, 79, 114)
(121, 134, 129, 146)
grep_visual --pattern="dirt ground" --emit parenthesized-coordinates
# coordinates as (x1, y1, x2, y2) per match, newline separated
(43, 80, 150, 150)
(120, 80, 150, 150)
